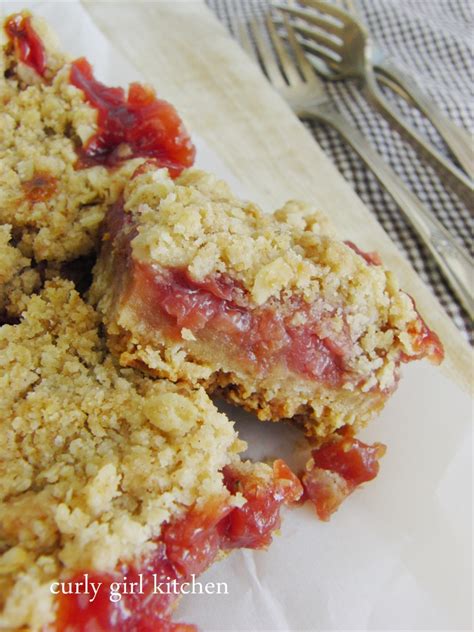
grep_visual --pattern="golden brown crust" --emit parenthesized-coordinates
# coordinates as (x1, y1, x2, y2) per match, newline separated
(212, 373, 387, 440)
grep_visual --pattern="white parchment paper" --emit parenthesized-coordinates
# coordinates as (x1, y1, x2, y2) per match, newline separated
(1, 2, 472, 629)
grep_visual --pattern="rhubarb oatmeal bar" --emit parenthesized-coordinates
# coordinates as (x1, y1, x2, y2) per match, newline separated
(0, 279, 302, 631)
(90, 165, 443, 440)
(0, 12, 194, 264)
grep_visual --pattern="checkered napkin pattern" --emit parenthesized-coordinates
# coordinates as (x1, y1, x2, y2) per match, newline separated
(206, 0, 473, 343)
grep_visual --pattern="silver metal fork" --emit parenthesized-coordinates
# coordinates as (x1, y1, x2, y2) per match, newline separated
(342, 0, 474, 169)
(237, 14, 473, 318)
(342, 0, 474, 180)
(274, 0, 474, 201)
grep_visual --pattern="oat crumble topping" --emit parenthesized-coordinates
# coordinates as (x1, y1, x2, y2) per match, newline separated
(0, 280, 247, 629)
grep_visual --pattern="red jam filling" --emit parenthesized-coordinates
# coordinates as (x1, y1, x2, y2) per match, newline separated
(55, 461, 302, 631)
(302, 432, 386, 521)
(124, 256, 443, 388)
(220, 460, 302, 548)
(4, 12, 46, 76)
(131, 262, 350, 388)
(69, 58, 195, 175)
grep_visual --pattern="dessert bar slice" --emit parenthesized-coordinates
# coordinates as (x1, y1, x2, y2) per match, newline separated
(90, 165, 443, 440)
(0, 280, 301, 631)
(0, 12, 194, 264)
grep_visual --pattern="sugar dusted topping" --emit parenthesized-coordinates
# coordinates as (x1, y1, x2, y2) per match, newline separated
(0, 280, 245, 630)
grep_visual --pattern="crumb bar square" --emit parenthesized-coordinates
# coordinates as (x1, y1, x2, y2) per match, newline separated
(90, 165, 443, 439)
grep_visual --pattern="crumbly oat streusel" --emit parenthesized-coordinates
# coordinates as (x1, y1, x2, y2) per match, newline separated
(0, 279, 246, 630)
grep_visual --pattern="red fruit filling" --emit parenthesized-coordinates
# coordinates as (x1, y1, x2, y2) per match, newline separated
(302, 432, 386, 521)
(123, 257, 442, 389)
(219, 460, 302, 548)
(131, 262, 348, 387)
(55, 461, 302, 631)
(69, 58, 195, 175)
(4, 12, 46, 76)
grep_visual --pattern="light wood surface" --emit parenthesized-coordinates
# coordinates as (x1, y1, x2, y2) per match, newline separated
(83, 0, 472, 393)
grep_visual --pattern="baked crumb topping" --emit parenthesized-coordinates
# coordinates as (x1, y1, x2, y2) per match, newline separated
(0, 279, 246, 630)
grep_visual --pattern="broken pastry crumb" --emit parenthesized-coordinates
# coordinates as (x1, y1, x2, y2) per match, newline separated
(0, 223, 41, 319)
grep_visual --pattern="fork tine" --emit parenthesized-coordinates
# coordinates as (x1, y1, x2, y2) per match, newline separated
(287, 20, 343, 56)
(264, 14, 302, 86)
(280, 13, 318, 84)
(273, 13, 341, 66)
(295, 34, 341, 67)
(247, 19, 286, 89)
(273, 3, 343, 37)
(298, 0, 352, 25)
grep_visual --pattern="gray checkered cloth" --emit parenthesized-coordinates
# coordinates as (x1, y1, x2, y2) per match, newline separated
(206, 0, 473, 343)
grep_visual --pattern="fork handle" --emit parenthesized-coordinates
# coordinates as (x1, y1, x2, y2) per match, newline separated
(302, 103, 474, 318)
(361, 73, 473, 204)
(374, 57, 474, 180)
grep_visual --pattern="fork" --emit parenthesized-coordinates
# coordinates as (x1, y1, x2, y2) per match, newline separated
(237, 13, 473, 318)
(342, 0, 474, 171)
(283, 0, 474, 182)
(274, 0, 473, 202)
